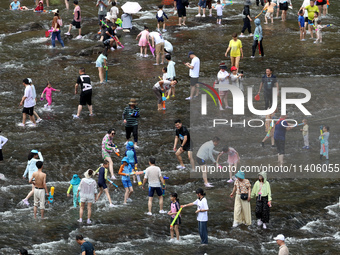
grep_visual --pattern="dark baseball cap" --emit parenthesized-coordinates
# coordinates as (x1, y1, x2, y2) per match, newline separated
(188, 51, 194, 58)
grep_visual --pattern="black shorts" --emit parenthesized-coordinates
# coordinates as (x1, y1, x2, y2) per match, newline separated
(196, 156, 206, 165)
(182, 143, 192, 152)
(80, 90, 92, 106)
(170, 216, 181, 225)
(316, 0, 326, 6)
(98, 182, 107, 189)
(22, 106, 34, 116)
(279, 2, 288, 11)
(275, 139, 285, 155)
(190, 77, 199, 87)
(304, 17, 308, 23)
(71, 20, 81, 29)
(98, 15, 106, 25)
(177, 8, 186, 18)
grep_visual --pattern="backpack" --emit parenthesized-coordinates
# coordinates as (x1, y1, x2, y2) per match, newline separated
(57, 19, 63, 27)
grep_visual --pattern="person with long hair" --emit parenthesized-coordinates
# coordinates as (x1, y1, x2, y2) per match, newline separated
(51, 9, 65, 48)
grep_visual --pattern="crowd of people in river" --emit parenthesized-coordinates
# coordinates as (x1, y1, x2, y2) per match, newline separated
(3, 0, 335, 254)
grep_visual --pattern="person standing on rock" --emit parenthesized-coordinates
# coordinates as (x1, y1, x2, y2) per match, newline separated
(64, 0, 82, 39)
(174, 0, 188, 26)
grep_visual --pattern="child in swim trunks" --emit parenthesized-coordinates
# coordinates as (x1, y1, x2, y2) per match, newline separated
(156, 5, 168, 32)
(95, 160, 114, 207)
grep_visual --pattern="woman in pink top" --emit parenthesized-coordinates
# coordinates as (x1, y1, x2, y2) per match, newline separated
(41, 81, 60, 110)
(65, 0, 82, 39)
(216, 145, 240, 183)
(136, 26, 150, 57)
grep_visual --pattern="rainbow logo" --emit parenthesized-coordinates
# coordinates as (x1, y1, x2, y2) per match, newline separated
(198, 82, 222, 107)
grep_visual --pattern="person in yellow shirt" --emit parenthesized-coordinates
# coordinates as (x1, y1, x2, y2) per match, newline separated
(224, 33, 243, 70)
(301, 0, 319, 38)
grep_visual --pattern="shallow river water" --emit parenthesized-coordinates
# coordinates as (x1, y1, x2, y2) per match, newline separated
(0, 0, 340, 254)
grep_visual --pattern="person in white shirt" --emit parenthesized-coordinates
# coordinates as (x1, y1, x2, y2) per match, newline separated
(149, 31, 165, 65)
(182, 188, 209, 244)
(185, 51, 200, 100)
(216, 63, 231, 110)
(142, 157, 166, 215)
(0, 130, 8, 161)
(27, 78, 42, 123)
(110, 1, 119, 23)
(18, 78, 36, 127)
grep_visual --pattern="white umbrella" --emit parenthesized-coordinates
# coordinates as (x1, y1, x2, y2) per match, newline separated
(121, 2, 142, 14)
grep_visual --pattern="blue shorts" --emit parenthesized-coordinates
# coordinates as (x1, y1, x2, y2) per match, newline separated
(198, 0, 207, 8)
(148, 187, 162, 197)
(96, 61, 103, 68)
(122, 179, 132, 188)
(308, 20, 313, 25)
(157, 17, 165, 22)
(98, 181, 107, 189)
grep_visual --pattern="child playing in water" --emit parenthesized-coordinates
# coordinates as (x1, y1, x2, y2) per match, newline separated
(165, 55, 176, 98)
(261, 110, 276, 148)
(95, 49, 108, 83)
(263, 0, 276, 24)
(136, 26, 149, 57)
(34, 1, 44, 12)
(229, 66, 244, 91)
(319, 126, 329, 160)
(314, 20, 328, 43)
(168, 193, 181, 242)
(156, 5, 168, 32)
(95, 160, 114, 207)
(162, 67, 167, 81)
(214, 0, 224, 25)
(125, 141, 138, 183)
(300, 119, 309, 149)
(41, 81, 60, 110)
(10, 0, 28, 10)
(217, 146, 240, 183)
(67, 174, 81, 207)
(298, 10, 305, 41)
(118, 157, 133, 204)
(251, 18, 263, 58)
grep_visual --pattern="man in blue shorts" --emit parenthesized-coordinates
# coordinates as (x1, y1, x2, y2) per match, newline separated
(76, 235, 96, 255)
(196, 0, 207, 17)
(142, 157, 166, 216)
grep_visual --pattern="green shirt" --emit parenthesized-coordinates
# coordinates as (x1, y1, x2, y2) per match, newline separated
(305, 5, 319, 21)
(251, 180, 272, 201)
